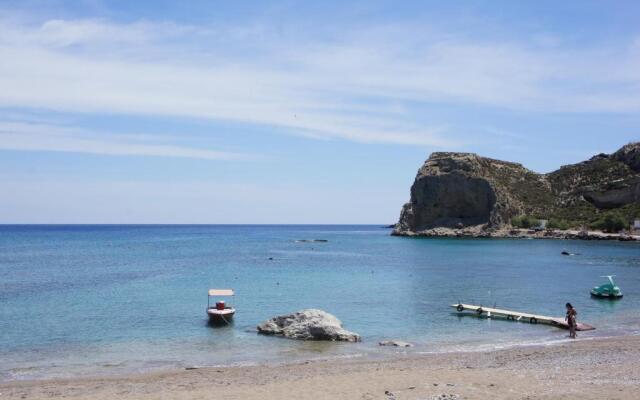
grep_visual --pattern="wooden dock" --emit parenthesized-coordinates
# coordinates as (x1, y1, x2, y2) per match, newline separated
(451, 303, 595, 331)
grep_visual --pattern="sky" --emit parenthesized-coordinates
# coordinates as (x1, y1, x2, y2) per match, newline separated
(0, 0, 639, 224)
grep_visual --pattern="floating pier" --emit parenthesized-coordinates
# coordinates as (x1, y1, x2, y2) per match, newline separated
(451, 303, 595, 331)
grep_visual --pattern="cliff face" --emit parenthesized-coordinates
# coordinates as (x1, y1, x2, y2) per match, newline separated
(548, 143, 640, 210)
(393, 142, 640, 235)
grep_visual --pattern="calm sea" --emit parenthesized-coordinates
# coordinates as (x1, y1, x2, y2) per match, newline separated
(1, 225, 639, 381)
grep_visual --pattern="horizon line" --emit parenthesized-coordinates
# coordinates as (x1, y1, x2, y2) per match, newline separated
(0, 223, 394, 226)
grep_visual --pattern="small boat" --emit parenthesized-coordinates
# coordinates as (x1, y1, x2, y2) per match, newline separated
(207, 289, 236, 325)
(590, 276, 623, 299)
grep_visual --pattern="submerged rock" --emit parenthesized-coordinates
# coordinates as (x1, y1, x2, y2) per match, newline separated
(378, 340, 413, 347)
(257, 309, 361, 342)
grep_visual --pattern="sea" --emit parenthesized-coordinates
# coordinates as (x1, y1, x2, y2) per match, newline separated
(1, 225, 639, 381)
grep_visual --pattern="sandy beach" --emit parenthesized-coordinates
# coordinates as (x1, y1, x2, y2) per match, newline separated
(3, 335, 639, 400)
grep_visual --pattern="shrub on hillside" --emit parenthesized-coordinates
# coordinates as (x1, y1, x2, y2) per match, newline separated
(547, 218, 570, 230)
(511, 215, 540, 229)
(590, 212, 628, 233)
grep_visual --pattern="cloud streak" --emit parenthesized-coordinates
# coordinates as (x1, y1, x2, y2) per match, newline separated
(0, 121, 251, 160)
(0, 15, 639, 152)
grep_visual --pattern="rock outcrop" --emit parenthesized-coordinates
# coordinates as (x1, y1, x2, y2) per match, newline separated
(393, 142, 640, 236)
(257, 309, 361, 342)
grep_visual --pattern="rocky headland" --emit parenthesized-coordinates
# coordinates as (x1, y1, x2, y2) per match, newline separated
(392, 142, 640, 241)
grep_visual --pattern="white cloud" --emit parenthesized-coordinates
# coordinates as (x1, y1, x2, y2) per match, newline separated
(0, 15, 639, 152)
(0, 121, 250, 160)
(37, 18, 193, 47)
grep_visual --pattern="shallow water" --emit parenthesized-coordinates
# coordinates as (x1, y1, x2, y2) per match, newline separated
(1, 225, 639, 381)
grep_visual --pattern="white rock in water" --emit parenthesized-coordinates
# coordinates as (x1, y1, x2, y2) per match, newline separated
(379, 340, 413, 348)
(257, 309, 361, 342)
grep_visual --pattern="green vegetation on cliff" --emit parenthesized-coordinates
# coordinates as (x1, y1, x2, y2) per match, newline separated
(546, 218, 570, 230)
(511, 215, 540, 229)
(590, 211, 628, 233)
(547, 201, 640, 229)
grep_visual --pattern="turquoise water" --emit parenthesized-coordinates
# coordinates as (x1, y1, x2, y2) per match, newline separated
(1, 225, 639, 381)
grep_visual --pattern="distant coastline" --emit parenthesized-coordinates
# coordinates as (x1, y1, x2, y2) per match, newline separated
(391, 225, 640, 242)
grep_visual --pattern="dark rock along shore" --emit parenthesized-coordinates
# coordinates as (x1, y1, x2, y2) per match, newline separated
(393, 142, 640, 240)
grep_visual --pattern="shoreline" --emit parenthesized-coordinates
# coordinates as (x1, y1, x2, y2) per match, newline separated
(3, 335, 639, 399)
(4, 325, 636, 384)
(392, 227, 640, 241)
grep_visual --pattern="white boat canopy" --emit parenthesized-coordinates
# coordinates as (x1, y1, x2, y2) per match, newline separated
(208, 289, 234, 296)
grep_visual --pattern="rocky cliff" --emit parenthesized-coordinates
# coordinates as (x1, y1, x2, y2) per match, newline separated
(393, 142, 640, 235)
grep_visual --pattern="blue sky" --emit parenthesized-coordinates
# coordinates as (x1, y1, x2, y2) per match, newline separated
(0, 0, 639, 223)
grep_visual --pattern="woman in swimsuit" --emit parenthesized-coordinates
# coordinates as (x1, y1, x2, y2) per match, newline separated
(565, 302, 577, 339)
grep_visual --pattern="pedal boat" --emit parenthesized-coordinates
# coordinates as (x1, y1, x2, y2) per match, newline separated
(590, 276, 623, 299)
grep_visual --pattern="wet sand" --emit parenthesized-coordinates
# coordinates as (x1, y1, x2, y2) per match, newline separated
(2, 335, 639, 399)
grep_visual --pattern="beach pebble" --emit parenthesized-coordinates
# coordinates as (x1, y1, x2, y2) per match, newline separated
(432, 394, 459, 400)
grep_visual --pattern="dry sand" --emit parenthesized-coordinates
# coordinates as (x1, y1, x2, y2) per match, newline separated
(2, 335, 639, 399)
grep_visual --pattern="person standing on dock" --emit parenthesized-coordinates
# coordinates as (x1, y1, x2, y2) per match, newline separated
(565, 303, 577, 339)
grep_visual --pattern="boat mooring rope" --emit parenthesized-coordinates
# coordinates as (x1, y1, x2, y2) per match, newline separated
(220, 312, 232, 325)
